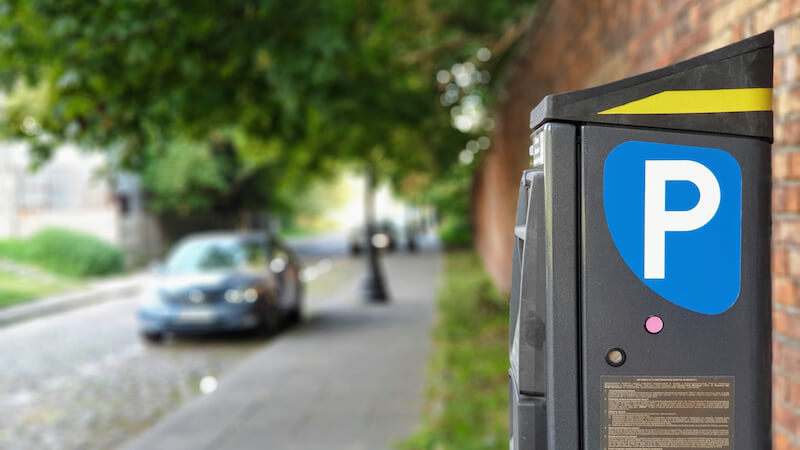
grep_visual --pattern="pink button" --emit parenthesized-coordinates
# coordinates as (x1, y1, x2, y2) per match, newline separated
(645, 316, 664, 334)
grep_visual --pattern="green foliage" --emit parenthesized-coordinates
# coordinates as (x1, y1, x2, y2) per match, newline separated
(0, 228, 124, 277)
(438, 217, 472, 247)
(0, 0, 535, 215)
(398, 251, 508, 450)
(140, 139, 230, 214)
(423, 160, 475, 247)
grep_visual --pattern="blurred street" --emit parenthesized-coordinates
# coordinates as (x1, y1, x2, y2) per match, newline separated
(0, 233, 437, 450)
(125, 245, 439, 450)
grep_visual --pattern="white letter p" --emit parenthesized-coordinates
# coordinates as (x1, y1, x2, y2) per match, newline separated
(644, 160, 720, 279)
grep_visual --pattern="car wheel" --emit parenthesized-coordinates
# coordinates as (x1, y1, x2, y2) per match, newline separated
(141, 331, 164, 344)
(287, 282, 304, 324)
(257, 307, 281, 338)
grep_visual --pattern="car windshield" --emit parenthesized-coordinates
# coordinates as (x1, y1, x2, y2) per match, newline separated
(163, 238, 266, 275)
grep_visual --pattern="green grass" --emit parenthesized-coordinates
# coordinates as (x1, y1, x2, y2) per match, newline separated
(398, 250, 509, 450)
(0, 271, 78, 308)
(0, 228, 123, 277)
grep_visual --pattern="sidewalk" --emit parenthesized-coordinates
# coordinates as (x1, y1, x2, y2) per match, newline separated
(124, 250, 440, 450)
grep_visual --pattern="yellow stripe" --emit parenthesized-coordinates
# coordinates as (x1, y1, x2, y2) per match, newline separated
(597, 88, 772, 115)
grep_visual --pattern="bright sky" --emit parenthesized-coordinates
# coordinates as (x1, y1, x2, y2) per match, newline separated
(327, 173, 407, 230)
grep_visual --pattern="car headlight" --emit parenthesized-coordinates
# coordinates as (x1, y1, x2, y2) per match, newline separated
(143, 300, 170, 316)
(139, 283, 169, 305)
(138, 287, 170, 315)
(224, 287, 260, 304)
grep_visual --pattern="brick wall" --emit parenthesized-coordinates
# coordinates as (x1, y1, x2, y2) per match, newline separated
(474, 0, 800, 446)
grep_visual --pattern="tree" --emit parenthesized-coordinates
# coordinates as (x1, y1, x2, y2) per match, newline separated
(0, 0, 535, 214)
(0, 0, 537, 301)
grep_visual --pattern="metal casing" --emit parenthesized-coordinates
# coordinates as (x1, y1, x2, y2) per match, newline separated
(509, 123, 579, 449)
(579, 125, 771, 448)
(530, 31, 773, 141)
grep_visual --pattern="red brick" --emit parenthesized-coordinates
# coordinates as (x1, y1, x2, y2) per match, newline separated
(776, 402, 798, 438)
(776, 371, 791, 403)
(788, 53, 800, 84)
(776, 53, 800, 87)
(788, 186, 800, 212)
(790, 154, 800, 179)
(777, 118, 800, 146)
(789, 312, 800, 340)
(775, 276, 797, 307)
(775, 87, 800, 118)
(791, 348, 800, 374)
(780, 0, 800, 20)
(776, 152, 791, 180)
(782, 345, 800, 374)
(775, 431, 791, 450)
(776, 307, 791, 335)
(754, 0, 781, 32)
(791, 378, 800, 409)
(775, 219, 800, 246)
(790, 248, 800, 276)
(776, 186, 789, 212)
(776, 246, 789, 274)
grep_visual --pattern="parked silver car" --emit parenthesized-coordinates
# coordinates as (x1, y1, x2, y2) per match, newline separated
(137, 231, 302, 343)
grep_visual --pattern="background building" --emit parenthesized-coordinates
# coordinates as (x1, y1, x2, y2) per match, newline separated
(0, 144, 162, 266)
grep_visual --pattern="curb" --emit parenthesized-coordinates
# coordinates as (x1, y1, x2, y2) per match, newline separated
(0, 275, 147, 327)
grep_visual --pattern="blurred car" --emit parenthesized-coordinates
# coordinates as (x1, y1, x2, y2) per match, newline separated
(347, 220, 398, 255)
(137, 231, 302, 343)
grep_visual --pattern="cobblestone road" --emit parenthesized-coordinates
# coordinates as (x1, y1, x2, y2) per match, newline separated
(0, 256, 361, 450)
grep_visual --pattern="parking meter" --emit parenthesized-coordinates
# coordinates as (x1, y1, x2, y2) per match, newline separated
(509, 32, 773, 449)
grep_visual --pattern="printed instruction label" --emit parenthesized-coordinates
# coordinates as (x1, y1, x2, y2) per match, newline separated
(603, 376, 734, 449)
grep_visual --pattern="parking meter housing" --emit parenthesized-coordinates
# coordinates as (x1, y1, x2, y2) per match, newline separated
(509, 32, 773, 450)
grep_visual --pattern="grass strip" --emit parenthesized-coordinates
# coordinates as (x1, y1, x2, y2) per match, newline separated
(0, 270, 78, 308)
(398, 250, 509, 450)
(0, 228, 123, 278)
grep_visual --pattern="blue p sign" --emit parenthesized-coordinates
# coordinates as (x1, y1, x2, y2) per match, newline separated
(603, 141, 742, 315)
